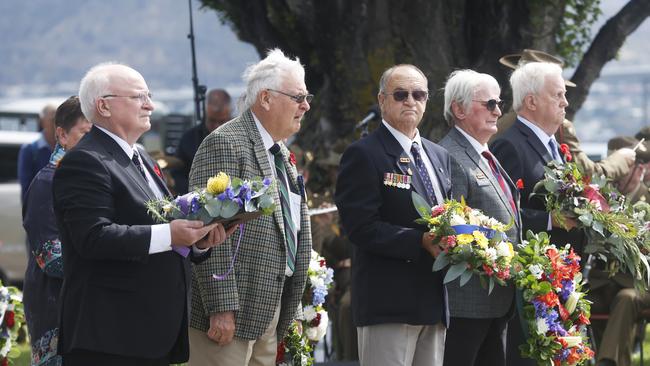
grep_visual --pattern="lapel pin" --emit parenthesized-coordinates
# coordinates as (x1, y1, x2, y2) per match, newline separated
(399, 157, 410, 164)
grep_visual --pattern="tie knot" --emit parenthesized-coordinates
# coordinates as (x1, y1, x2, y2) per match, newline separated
(132, 150, 140, 163)
(270, 143, 282, 156)
(481, 150, 494, 161)
(411, 141, 420, 153)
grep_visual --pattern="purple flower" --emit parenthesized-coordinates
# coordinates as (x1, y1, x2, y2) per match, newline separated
(217, 187, 235, 201)
(532, 299, 547, 318)
(239, 182, 252, 203)
(559, 279, 574, 302)
(190, 195, 201, 214)
(263, 177, 272, 187)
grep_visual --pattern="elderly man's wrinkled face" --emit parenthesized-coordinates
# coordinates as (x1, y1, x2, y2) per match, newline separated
(102, 67, 154, 139)
(456, 84, 502, 145)
(268, 73, 311, 140)
(534, 73, 568, 134)
(378, 66, 428, 138)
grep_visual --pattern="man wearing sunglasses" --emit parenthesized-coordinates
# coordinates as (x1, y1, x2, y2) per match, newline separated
(187, 48, 312, 366)
(336, 64, 452, 366)
(439, 70, 521, 366)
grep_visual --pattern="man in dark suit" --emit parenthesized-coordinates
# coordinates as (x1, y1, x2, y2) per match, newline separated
(335, 64, 451, 366)
(439, 69, 521, 366)
(53, 63, 230, 366)
(490, 61, 583, 366)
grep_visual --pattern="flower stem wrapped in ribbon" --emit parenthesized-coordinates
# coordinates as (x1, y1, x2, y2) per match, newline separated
(512, 231, 594, 366)
(532, 161, 650, 290)
(412, 192, 515, 294)
(0, 281, 25, 365)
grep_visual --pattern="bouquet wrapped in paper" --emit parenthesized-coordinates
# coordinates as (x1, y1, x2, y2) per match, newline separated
(412, 192, 515, 294)
(512, 231, 594, 366)
(532, 161, 650, 289)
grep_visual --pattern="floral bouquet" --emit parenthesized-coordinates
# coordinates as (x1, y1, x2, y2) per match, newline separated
(1, 281, 25, 366)
(532, 161, 650, 289)
(512, 231, 594, 366)
(412, 192, 515, 294)
(277, 250, 334, 366)
(146, 172, 275, 226)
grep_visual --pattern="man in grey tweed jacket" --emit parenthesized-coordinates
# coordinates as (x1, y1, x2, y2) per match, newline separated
(438, 70, 522, 366)
(187, 49, 312, 365)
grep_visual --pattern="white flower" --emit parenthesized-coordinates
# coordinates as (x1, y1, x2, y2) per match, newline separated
(559, 336, 582, 348)
(565, 291, 580, 314)
(496, 241, 512, 258)
(528, 264, 544, 279)
(303, 305, 317, 321)
(484, 247, 497, 262)
(305, 310, 329, 341)
(536, 317, 549, 335)
(310, 275, 325, 289)
(450, 214, 466, 226)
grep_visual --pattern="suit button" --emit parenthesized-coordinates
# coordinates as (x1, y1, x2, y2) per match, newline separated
(277, 274, 284, 282)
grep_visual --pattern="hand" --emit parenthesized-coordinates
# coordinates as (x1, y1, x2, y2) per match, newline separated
(617, 164, 643, 195)
(421, 232, 441, 258)
(194, 222, 228, 249)
(611, 147, 636, 167)
(170, 219, 215, 247)
(207, 311, 236, 346)
(552, 215, 577, 231)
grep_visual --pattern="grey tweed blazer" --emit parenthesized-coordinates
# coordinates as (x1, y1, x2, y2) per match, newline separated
(188, 109, 312, 340)
(439, 127, 522, 319)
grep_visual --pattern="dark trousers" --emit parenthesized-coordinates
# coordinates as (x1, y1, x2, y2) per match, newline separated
(505, 310, 537, 366)
(62, 349, 170, 366)
(443, 315, 509, 366)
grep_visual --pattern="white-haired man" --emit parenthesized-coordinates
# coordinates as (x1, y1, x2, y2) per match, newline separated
(53, 63, 228, 365)
(490, 61, 584, 366)
(188, 48, 313, 365)
(439, 70, 521, 366)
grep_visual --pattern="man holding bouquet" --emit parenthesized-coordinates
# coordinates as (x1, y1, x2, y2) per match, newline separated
(439, 69, 521, 366)
(336, 64, 452, 366)
(53, 63, 228, 365)
(187, 48, 313, 365)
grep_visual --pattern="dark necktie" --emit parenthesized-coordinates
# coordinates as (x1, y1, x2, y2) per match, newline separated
(270, 144, 297, 272)
(132, 150, 147, 180)
(411, 142, 441, 204)
(548, 138, 562, 163)
(481, 151, 517, 215)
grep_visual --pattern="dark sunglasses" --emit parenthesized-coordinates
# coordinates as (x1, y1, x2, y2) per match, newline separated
(384, 90, 429, 102)
(267, 89, 314, 103)
(473, 99, 505, 112)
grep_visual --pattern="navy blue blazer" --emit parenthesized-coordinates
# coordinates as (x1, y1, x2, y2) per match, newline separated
(335, 123, 451, 327)
(490, 119, 584, 253)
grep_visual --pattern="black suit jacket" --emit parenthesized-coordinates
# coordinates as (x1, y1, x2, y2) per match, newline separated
(53, 126, 208, 363)
(490, 119, 584, 253)
(335, 123, 451, 327)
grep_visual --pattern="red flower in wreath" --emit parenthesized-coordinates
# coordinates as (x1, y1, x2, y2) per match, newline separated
(289, 151, 297, 166)
(559, 143, 572, 162)
(275, 341, 286, 364)
(1, 356, 8, 366)
(153, 164, 163, 178)
(5, 310, 15, 328)
(516, 179, 524, 190)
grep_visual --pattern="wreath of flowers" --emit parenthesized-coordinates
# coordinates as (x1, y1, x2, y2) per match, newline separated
(532, 161, 650, 289)
(1, 282, 25, 366)
(513, 231, 594, 366)
(277, 250, 334, 366)
(412, 192, 515, 293)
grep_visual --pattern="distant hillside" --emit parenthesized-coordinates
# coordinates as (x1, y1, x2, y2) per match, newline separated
(0, 0, 259, 96)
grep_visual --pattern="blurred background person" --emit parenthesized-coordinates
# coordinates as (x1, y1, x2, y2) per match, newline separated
(18, 103, 57, 202)
(173, 88, 232, 194)
(22, 96, 91, 366)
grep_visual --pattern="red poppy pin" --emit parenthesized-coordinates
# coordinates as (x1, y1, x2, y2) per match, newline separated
(559, 143, 572, 162)
(516, 179, 524, 190)
(153, 164, 163, 178)
(289, 151, 297, 166)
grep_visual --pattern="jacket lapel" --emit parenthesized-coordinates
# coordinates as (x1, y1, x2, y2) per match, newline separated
(516, 119, 553, 164)
(421, 139, 450, 201)
(138, 148, 172, 197)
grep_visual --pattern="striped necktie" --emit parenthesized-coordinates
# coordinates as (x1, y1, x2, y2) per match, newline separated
(270, 144, 297, 272)
(411, 142, 443, 204)
(482, 150, 517, 215)
(132, 150, 147, 180)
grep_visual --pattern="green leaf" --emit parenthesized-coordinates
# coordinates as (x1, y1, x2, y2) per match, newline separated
(488, 277, 495, 295)
(459, 269, 473, 287)
(204, 198, 223, 216)
(432, 252, 450, 271)
(443, 262, 467, 284)
(578, 212, 593, 226)
(220, 200, 240, 218)
(592, 220, 604, 236)
(411, 191, 431, 219)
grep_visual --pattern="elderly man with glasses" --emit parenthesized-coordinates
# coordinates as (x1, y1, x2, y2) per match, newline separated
(187, 48, 313, 366)
(335, 64, 452, 366)
(438, 69, 522, 366)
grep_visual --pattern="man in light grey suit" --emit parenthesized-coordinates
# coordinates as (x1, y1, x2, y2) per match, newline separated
(439, 69, 522, 366)
(187, 48, 313, 365)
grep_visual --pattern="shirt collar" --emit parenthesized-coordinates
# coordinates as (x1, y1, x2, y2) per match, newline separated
(382, 120, 423, 153)
(517, 115, 556, 148)
(454, 126, 488, 155)
(95, 125, 135, 158)
(252, 112, 276, 151)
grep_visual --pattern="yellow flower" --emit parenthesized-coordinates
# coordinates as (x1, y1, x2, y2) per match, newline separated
(428, 217, 440, 226)
(473, 231, 488, 248)
(456, 234, 474, 246)
(206, 172, 230, 194)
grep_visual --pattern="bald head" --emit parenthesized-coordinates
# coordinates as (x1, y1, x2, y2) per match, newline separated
(205, 88, 232, 132)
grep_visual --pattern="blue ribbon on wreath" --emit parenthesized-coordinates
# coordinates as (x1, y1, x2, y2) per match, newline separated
(451, 224, 506, 241)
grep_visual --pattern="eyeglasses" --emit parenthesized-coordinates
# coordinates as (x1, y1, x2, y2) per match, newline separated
(473, 99, 505, 112)
(384, 90, 429, 102)
(101, 92, 153, 104)
(267, 89, 313, 104)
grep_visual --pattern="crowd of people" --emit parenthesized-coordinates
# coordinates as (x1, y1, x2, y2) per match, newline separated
(16, 47, 650, 366)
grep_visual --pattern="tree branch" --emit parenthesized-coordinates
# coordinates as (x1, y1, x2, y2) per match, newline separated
(566, 0, 650, 119)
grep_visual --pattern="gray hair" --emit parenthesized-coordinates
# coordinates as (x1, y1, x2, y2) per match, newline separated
(443, 69, 500, 125)
(239, 48, 305, 111)
(39, 104, 57, 119)
(378, 64, 427, 93)
(78, 61, 126, 122)
(510, 62, 563, 112)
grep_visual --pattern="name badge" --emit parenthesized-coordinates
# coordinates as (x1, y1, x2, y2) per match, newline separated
(383, 172, 411, 189)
